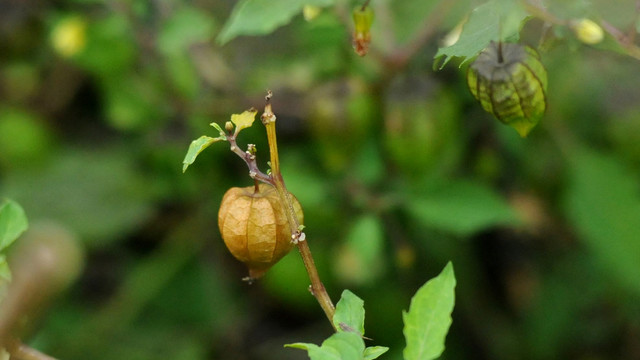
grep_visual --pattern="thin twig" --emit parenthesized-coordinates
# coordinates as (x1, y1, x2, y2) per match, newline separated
(522, 0, 566, 26)
(227, 135, 273, 185)
(260, 92, 337, 328)
(601, 20, 640, 60)
(524, 0, 640, 60)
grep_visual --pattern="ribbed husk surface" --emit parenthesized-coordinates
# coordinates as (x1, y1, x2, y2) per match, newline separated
(218, 184, 303, 279)
(467, 41, 548, 137)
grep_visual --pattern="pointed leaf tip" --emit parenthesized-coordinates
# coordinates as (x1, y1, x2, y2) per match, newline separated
(364, 346, 389, 360)
(182, 135, 221, 172)
(333, 290, 366, 335)
(0, 199, 29, 251)
(403, 262, 456, 360)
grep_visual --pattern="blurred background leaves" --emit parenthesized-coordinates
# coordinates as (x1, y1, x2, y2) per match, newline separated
(1, 0, 640, 359)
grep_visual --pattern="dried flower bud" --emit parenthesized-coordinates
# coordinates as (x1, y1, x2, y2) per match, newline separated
(467, 41, 548, 137)
(571, 18, 604, 45)
(218, 184, 303, 279)
(352, 5, 374, 56)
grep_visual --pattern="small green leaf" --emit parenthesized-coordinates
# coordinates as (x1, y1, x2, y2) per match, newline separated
(406, 180, 519, 236)
(434, 0, 529, 68)
(403, 262, 456, 360)
(286, 332, 364, 360)
(364, 346, 389, 360)
(0, 199, 28, 251)
(217, 0, 335, 45)
(182, 136, 223, 173)
(286, 342, 321, 352)
(210, 122, 226, 137)
(333, 290, 365, 335)
(0, 254, 10, 282)
(230, 109, 258, 135)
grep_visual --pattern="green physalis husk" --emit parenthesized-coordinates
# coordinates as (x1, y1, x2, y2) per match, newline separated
(467, 41, 548, 137)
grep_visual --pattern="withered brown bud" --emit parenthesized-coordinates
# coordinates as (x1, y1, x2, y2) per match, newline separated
(218, 184, 303, 279)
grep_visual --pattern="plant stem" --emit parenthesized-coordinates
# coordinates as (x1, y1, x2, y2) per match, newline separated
(296, 240, 336, 325)
(260, 92, 336, 328)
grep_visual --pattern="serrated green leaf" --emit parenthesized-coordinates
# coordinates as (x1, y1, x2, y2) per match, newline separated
(406, 180, 519, 236)
(435, 0, 529, 68)
(182, 136, 222, 173)
(217, 0, 335, 45)
(286, 332, 364, 360)
(563, 148, 640, 296)
(363, 346, 389, 360)
(230, 109, 258, 135)
(403, 262, 456, 360)
(333, 290, 365, 335)
(0, 199, 28, 251)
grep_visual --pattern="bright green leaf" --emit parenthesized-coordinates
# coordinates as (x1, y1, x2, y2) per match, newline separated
(286, 332, 364, 360)
(217, 0, 335, 45)
(563, 148, 640, 296)
(406, 180, 519, 236)
(363, 346, 389, 360)
(182, 136, 223, 173)
(403, 262, 456, 360)
(0, 199, 28, 251)
(333, 290, 365, 335)
(434, 0, 529, 68)
(231, 109, 258, 135)
(286, 342, 321, 353)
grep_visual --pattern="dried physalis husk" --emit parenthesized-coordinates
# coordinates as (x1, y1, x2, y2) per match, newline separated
(218, 183, 303, 279)
(467, 41, 548, 137)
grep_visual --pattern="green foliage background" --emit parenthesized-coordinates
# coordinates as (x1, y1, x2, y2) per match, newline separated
(1, 0, 640, 359)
